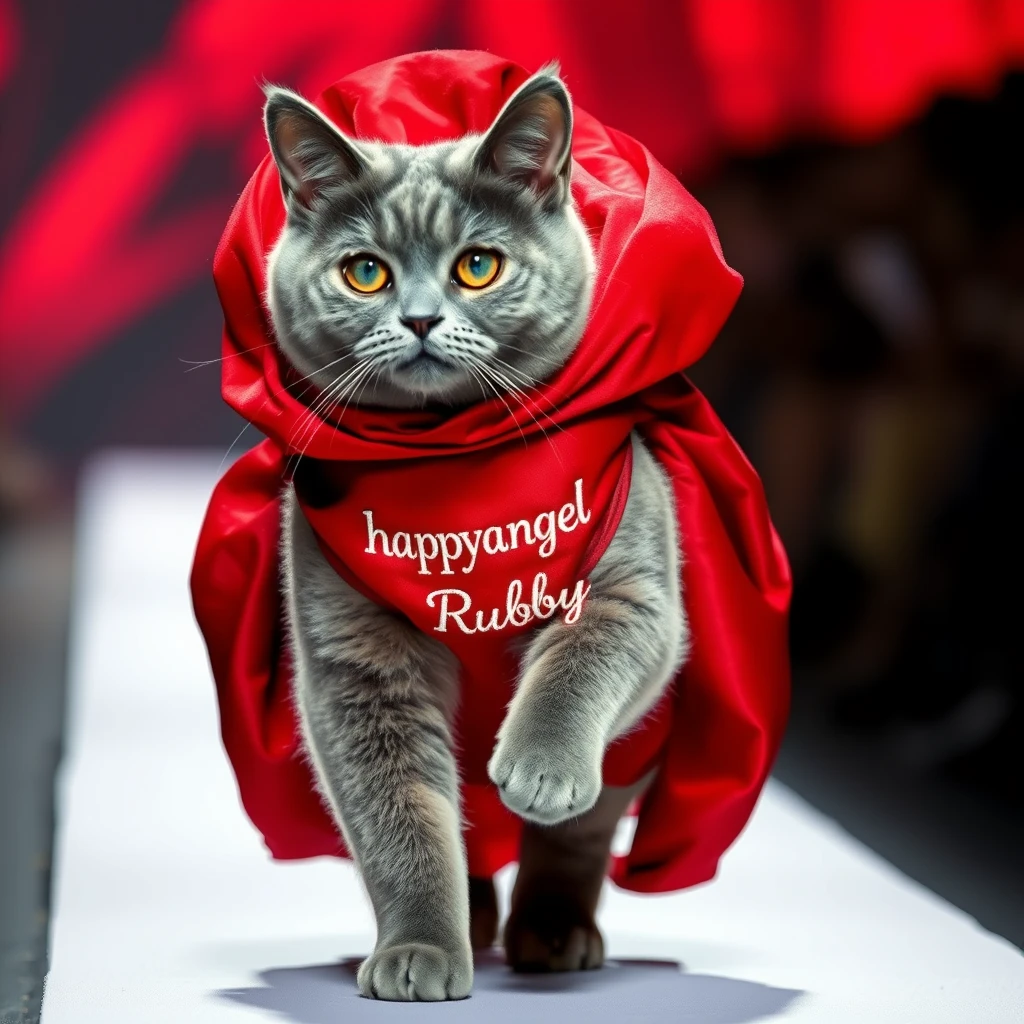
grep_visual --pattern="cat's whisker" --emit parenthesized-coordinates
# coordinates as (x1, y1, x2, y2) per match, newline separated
(297, 361, 370, 443)
(465, 365, 490, 406)
(286, 350, 358, 394)
(490, 356, 572, 421)
(349, 362, 385, 420)
(290, 359, 378, 470)
(463, 361, 530, 449)
(288, 383, 349, 468)
(439, 335, 567, 434)
(492, 356, 565, 411)
(260, 350, 362, 429)
(218, 421, 254, 472)
(289, 362, 365, 445)
(480, 360, 568, 441)
(180, 341, 280, 372)
(287, 359, 370, 458)
(281, 328, 405, 421)
(491, 357, 549, 390)
(492, 375, 565, 457)
(485, 370, 562, 464)
(336, 361, 379, 421)
(462, 354, 564, 466)
(496, 365, 566, 424)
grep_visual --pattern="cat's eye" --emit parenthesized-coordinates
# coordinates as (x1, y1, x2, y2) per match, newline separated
(453, 249, 502, 289)
(342, 255, 391, 294)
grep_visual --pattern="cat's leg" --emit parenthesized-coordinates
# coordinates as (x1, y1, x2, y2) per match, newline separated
(504, 772, 652, 971)
(489, 432, 686, 828)
(282, 489, 472, 1001)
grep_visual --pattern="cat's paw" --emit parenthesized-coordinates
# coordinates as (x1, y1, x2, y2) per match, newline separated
(357, 942, 472, 1001)
(488, 735, 602, 825)
(504, 898, 605, 973)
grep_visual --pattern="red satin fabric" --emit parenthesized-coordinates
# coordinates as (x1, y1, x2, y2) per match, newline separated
(190, 50, 791, 893)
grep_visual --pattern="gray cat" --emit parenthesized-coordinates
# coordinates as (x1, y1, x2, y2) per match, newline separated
(265, 68, 689, 1001)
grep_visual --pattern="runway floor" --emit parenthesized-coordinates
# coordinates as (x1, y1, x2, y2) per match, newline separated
(39, 452, 1024, 1022)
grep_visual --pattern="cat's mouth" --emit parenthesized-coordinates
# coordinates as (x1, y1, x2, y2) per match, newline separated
(393, 342, 461, 376)
(398, 350, 450, 369)
(385, 344, 471, 398)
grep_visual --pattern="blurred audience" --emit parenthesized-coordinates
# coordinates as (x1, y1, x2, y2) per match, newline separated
(695, 74, 1024, 808)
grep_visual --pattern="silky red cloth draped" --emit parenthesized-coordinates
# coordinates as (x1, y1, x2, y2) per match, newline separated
(190, 50, 791, 893)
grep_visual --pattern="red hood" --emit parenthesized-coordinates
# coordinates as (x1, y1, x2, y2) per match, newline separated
(194, 50, 790, 892)
(213, 49, 743, 460)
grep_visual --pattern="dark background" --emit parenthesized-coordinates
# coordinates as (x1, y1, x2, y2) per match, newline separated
(2, 2, 1022, 1020)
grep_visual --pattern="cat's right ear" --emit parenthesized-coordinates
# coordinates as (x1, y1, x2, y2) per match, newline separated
(474, 64, 573, 206)
(263, 86, 367, 208)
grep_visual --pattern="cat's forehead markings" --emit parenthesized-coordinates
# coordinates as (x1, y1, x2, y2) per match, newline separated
(374, 174, 464, 249)
(443, 138, 478, 175)
(364, 146, 398, 178)
(432, 202, 456, 246)
(384, 179, 425, 237)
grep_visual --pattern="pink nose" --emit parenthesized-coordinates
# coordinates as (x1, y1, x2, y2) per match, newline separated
(402, 316, 443, 339)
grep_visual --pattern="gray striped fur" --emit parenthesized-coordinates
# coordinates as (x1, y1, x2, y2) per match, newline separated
(266, 69, 688, 1000)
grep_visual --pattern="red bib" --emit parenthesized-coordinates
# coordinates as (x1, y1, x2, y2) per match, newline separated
(191, 50, 792, 893)
(299, 415, 644, 795)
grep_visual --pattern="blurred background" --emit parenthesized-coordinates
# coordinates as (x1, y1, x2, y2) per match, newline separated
(2, 0, 1023, 1018)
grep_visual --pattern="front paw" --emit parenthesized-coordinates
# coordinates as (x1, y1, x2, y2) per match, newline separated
(357, 941, 472, 1001)
(488, 733, 602, 825)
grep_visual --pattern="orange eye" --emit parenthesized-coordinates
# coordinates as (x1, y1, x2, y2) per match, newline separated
(454, 249, 501, 289)
(342, 255, 390, 293)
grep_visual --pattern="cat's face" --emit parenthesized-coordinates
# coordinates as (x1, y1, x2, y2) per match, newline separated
(264, 69, 595, 412)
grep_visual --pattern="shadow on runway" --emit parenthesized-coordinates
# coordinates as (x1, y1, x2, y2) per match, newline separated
(217, 950, 805, 1021)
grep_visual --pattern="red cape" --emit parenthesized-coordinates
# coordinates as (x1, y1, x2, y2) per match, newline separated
(190, 50, 791, 893)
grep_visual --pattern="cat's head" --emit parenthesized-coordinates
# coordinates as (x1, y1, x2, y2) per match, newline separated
(263, 67, 595, 411)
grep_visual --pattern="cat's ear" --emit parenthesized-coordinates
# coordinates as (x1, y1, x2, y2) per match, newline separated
(263, 86, 367, 208)
(475, 64, 573, 204)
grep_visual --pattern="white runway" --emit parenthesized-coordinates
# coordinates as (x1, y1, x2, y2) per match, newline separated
(41, 451, 1024, 1022)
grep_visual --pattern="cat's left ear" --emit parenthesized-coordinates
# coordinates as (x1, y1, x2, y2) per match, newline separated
(263, 85, 368, 209)
(475, 64, 573, 206)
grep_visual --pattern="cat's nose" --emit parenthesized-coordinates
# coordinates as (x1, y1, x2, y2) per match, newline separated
(401, 315, 444, 339)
